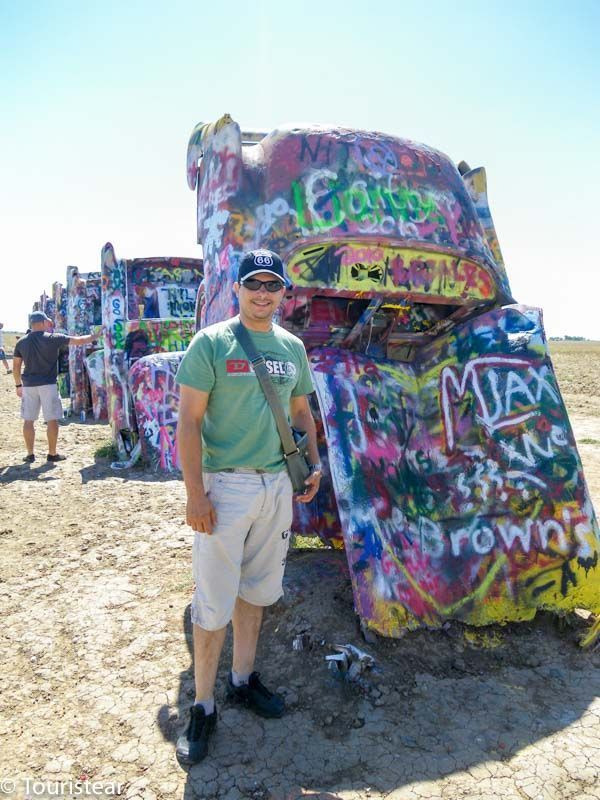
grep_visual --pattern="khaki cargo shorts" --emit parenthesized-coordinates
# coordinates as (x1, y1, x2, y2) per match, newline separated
(191, 469, 293, 630)
(21, 384, 64, 421)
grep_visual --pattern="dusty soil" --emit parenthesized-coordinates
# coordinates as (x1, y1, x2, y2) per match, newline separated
(1, 341, 599, 800)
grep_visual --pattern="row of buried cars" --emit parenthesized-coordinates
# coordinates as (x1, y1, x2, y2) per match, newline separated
(33, 114, 600, 640)
(33, 248, 203, 470)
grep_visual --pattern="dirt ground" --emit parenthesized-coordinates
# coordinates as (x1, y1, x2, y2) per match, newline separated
(1, 341, 599, 800)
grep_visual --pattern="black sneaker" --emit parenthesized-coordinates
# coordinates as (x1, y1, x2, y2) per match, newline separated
(176, 705, 217, 766)
(47, 453, 67, 462)
(226, 672, 285, 718)
(23, 454, 35, 463)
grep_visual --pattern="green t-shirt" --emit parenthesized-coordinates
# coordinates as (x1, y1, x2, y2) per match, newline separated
(176, 318, 314, 472)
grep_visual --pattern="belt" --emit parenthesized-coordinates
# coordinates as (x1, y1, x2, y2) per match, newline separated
(221, 468, 267, 474)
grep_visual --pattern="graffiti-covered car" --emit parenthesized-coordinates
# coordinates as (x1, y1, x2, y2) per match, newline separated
(65, 266, 105, 418)
(185, 115, 600, 639)
(101, 243, 203, 468)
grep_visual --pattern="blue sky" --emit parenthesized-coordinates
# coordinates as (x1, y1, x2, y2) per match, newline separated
(1, 0, 599, 337)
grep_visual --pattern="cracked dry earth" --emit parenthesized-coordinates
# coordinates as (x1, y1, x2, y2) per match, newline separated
(1, 342, 600, 800)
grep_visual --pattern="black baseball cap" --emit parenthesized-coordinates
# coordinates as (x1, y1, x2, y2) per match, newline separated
(29, 311, 51, 323)
(238, 249, 286, 285)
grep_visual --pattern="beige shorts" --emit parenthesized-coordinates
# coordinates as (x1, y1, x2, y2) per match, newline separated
(191, 469, 293, 630)
(21, 384, 64, 422)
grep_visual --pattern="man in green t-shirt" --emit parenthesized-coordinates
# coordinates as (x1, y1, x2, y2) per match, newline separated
(175, 249, 321, 765)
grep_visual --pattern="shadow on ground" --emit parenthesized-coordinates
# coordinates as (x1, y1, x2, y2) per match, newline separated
(79, 460, 182, 484)
(156, 549, 600, 799)
(0, 461, 58, 483)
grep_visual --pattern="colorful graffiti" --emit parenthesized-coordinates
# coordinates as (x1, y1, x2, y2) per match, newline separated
(101, 242, 202, 461)
(84, 349, 108, 421)
(130, 353, 183, 471)
(461, 164, 510, 293)
(51, 282, 68, 333)
(188, 116, 243, 327)
(287, 243, 495, 301)
(291, 392, 342, 547)
(187, 120, 514, 330)
(66, 266, 103, 415)
(32, 290, 57, 322)
(310, 306, 599, 634)
(185, 116, 599, 635)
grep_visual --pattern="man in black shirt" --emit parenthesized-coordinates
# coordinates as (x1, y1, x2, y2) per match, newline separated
(13, 312, 99, 463)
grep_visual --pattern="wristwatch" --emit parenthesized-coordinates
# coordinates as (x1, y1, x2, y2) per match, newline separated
(308, 463, 322, 474)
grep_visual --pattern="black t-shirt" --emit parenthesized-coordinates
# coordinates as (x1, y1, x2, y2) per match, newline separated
(14, 332, 71, 386)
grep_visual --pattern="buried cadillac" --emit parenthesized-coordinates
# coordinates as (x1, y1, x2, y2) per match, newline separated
(134, 114, 599, 640)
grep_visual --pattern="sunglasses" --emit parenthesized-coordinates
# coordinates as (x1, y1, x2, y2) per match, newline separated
(241, 278, 285, 293)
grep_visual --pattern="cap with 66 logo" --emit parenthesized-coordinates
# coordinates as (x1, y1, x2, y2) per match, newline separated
(238, 249, 286, 285)
(253, 251, 273, 267)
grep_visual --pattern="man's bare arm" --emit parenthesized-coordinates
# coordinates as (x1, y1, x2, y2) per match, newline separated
(68, 333, 99, 346)
(13, 356, 23, 398)
(177, 384, 217, 534)
(290, 394, 321, 503)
